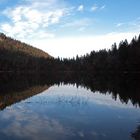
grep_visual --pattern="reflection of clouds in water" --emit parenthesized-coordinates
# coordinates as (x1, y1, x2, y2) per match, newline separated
(90, 92, 135, 109)
(90, 131, 107, 139)
(0, 105, 73, 140)
(0, 104, 107, 140)
(77, 131, 84, 137)
(26, 85, 136, 109)
(0, 84, 139, 140)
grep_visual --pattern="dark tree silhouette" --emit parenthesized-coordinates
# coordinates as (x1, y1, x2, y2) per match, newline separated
(0, 32, 140, 75)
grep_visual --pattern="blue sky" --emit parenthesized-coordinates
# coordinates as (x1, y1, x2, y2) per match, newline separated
(0, 0, 140, 57)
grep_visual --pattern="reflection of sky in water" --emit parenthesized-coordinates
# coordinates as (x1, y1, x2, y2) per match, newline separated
(0, 84, 140, 140)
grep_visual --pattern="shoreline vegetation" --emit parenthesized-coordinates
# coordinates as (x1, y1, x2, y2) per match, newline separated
(0, 33, 140, 74)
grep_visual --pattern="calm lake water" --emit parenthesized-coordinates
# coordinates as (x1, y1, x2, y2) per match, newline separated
(0, 84, 139, 140)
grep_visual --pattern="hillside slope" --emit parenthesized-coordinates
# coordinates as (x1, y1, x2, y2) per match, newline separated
(0, 33, 52, 72)
(0, 33, 51, 58)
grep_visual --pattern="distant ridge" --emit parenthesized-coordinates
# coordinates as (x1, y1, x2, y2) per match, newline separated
(0, 33, 51, 59)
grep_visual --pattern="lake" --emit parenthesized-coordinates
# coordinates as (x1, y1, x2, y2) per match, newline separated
(0, 79, 139, 140)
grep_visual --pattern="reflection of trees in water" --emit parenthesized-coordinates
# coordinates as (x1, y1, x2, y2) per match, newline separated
(0, 73, 51, 110)
(0, 72, 140, 110)
(131, 125, 140, 140)
(0, 72, 140, 139)
(53, 72, 140, 107)
(0, 85, 49, 110)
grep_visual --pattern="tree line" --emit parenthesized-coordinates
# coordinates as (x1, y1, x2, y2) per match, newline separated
(0, 32, 140, 74)
(51, 34, 140, 74)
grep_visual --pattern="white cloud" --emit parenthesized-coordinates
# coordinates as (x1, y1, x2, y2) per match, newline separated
(1, 24, 12, 32)
(77, 5, 84, 12)
(100, 5, 106, 10)
(130, 17, 140, 28)
(62, 18, 92, 28)
(0, 0, 70, 40)
(116, 23, 124, 27)
(116, 17, 140, 30)
(28, 32, 139, 58)
(78, 27, 86, 32)
(90, 4, 106, 12)
(91, 5, 98, 11)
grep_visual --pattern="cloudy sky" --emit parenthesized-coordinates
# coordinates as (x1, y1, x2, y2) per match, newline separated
(0, 0, 140, 58)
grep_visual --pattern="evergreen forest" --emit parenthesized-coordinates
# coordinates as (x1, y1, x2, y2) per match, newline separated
(0, 32, 140, 75)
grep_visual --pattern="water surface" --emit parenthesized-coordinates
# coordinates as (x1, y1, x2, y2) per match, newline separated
(0, 84, 139, 140)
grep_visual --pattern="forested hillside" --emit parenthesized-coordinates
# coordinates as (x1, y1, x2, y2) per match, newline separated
(0, 32, 140, 74)
(0, 33, 52, 72)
